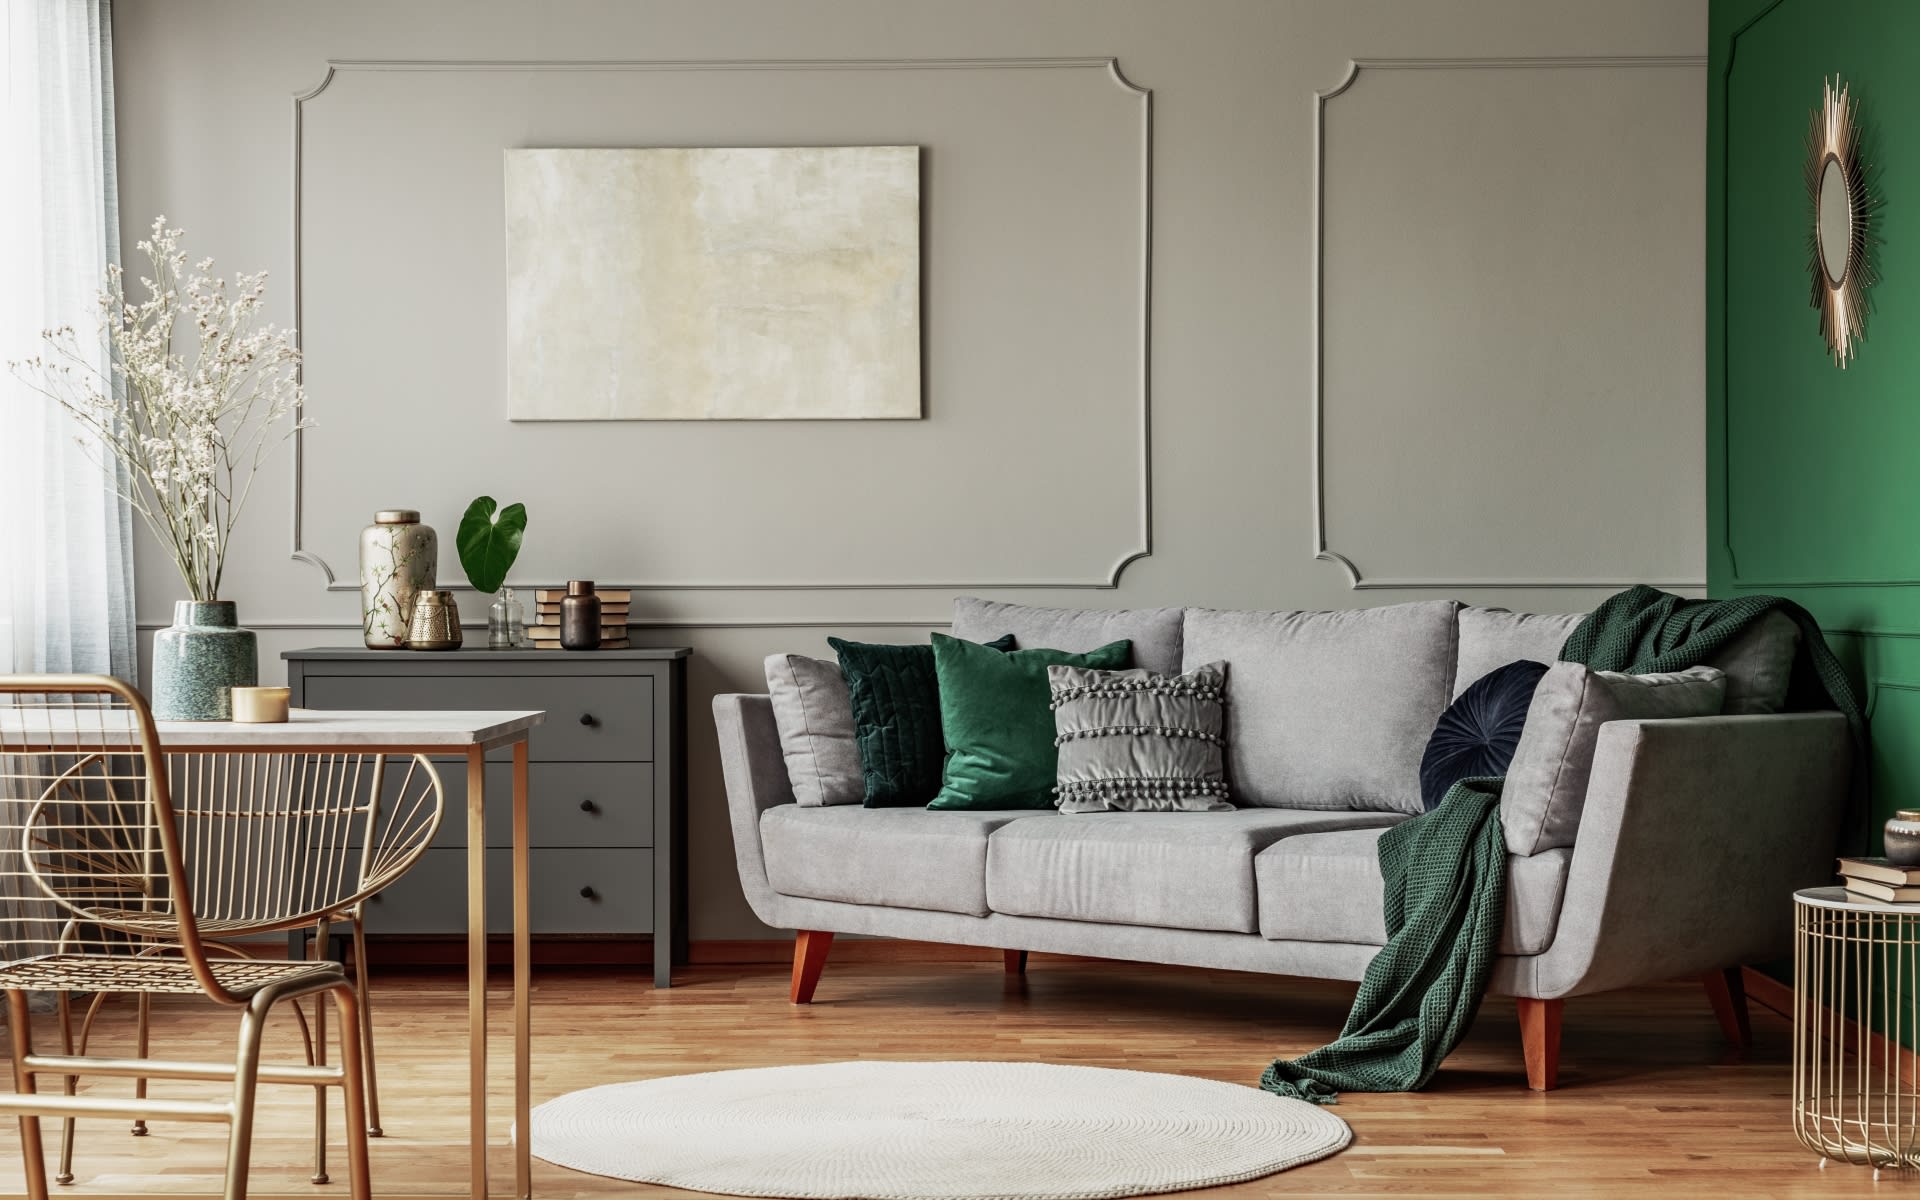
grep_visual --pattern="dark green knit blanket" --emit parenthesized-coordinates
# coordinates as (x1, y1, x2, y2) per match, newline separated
(1260, 586, 1863, 1104)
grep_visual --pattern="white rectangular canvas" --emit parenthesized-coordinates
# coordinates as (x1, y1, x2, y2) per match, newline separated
(505, 146, 921, 420)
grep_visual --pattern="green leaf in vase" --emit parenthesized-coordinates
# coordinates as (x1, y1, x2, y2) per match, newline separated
(456, 496, 528, 595)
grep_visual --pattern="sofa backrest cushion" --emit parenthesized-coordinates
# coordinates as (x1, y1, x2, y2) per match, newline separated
(1501, 663, 1727, 855)
(1704, 610, 1800, 714)
(763, 653, 863, 807)
(1458, 605, 1799, 716)
(951, 597, 1184, 674)
(1181, 600, 1460, 814)
(1453, 607, 1587, 698)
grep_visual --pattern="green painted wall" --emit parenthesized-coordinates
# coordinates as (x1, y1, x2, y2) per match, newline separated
(1711, 0, 1920, 852)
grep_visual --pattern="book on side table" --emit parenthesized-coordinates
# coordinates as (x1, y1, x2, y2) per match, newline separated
(1838, 857, 1920, 903)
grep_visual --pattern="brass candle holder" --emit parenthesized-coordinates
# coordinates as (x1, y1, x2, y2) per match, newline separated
(230, 686, 291, 724)
(407, 590, 464, 650)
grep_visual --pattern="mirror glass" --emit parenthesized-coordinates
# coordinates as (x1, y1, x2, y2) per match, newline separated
(1819, 157, 1851, 285)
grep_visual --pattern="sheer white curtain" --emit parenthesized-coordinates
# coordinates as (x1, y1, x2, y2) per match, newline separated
(0, 0, 136, 680)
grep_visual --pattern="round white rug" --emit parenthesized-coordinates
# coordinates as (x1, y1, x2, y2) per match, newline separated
(528, 1060, 1350, 1200)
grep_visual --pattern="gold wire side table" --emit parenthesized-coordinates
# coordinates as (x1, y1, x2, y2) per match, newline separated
(1794, 886, 1920, 1175)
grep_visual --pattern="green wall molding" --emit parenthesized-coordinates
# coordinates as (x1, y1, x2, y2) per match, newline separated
(1712, 0, 1920, 592)
(1711, 0, 1920, 862)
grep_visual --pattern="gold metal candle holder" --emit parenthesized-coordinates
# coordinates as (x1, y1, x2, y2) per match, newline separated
(230, 685, 291, 723)
(407, 590, 463, 650)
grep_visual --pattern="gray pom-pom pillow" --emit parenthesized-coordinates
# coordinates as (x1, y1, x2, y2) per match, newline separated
(1048, 661, 1231, 813)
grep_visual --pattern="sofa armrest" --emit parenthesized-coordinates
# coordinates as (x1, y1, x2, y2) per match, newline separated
(712, 693, 797, 927)
(1500, 711, 1851, 1000)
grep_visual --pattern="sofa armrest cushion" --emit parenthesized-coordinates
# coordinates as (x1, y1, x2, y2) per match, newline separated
(763, 653, 863, 807)
(1501, 664, 1727, 856)
(713, 693, 797, 923)
(1510, 711, 1850, 999)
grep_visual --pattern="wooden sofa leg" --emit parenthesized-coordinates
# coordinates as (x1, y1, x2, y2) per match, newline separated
(1004, 949, 1028, 975)
(1517, 997, 1563, 1091)
(1703, 966, 1752, 1051)
(790, 930, 834, 1004)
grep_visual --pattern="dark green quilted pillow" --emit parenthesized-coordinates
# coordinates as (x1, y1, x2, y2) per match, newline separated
(830, 634, 1015, 807)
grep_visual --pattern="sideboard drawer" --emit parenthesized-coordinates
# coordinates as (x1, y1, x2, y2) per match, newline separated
(353, 759, 654, 850)
(363, 847, 653, 935)
(300, 673, 653, 762)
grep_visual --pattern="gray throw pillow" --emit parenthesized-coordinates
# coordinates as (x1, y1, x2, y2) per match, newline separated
(763, 653, 863, 807)
(1705, 610, 1800, 714)
(1048, 661, 1232, 813)
(1501, 663, 1726, 855)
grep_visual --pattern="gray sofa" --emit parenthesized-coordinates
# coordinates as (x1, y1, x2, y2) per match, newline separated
(715, 598, 1852, 1090)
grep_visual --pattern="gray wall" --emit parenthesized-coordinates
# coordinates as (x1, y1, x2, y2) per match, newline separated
(113, 0, 1707, 941)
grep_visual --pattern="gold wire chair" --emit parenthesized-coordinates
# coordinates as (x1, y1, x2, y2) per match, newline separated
(62, 746, 445, 1187)
(0, 675, 440, 1200)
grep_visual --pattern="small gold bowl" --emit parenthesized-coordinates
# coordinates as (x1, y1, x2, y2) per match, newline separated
(231, 686, 291, 724)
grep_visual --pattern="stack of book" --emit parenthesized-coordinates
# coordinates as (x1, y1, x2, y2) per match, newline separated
(1837, 857, 1920, 903)
(528, 588, 631, 650)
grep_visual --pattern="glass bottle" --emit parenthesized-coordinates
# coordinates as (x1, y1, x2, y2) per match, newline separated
(489, 586, 528, 650)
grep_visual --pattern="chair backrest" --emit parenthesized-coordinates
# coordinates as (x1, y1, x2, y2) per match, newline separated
(1, 675, 443, 1004)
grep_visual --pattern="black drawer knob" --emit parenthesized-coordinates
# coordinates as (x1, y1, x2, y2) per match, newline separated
(579, 885, 598, 901)
(579, 713, 598, 727)
(579, 798, 598, 814)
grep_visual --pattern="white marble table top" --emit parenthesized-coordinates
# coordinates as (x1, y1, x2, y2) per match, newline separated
(0, 707, 545, 750)
(1796, 884, 1920, 913)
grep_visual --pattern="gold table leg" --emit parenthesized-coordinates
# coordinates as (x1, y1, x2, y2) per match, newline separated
(467, 746, 488, 1200)
(513, 738, 532, 1200)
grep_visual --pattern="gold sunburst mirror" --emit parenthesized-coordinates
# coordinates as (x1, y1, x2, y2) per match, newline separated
(1807, 76, 1877, 368)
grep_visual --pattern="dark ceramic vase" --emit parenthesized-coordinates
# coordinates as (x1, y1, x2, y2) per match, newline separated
(150, 600, 258, 720)
(560, 580, 601, 651)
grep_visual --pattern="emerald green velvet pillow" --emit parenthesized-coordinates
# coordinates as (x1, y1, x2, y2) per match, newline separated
(929, 633, 1132, 811)
(831, 634, 1015, 808)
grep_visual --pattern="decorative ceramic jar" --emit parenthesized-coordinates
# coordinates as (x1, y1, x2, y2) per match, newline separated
(406, 590, 463, 651)
(560, 580, 601, 651)
(360, 509, 437, 649)
(1885, 811, 1920, 867)
(151, 601, 258, 720)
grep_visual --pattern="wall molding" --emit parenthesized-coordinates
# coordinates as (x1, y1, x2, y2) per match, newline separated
(1863, 676, 1920, 723)
(1825, 627, 1920, 640)
(1310, 55, 1708, 591)
(1711, 2, 1906, 589)
(138, 617, 945, 632)
(289, 56, 1153, 593)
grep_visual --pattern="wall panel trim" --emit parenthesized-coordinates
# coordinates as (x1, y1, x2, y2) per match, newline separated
(289, 56, 1152, 593)
(138, 618, 945, 632)
(1311, 55, 1708, 591)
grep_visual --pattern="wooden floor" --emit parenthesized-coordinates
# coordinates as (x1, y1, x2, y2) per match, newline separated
(0, 958, 1902, 1198)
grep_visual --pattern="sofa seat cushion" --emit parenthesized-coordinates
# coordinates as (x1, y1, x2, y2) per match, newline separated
(1181, 601, 1460, 814)
(986, 809, 1405, 934)
(761, 806, 1051, 916)
(1254, 828, 1572, 955)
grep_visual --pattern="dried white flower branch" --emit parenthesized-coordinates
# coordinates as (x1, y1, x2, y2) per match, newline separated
(9, 217, 310, 601)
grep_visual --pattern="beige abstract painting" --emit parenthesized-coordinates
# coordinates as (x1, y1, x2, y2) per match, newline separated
(505, 146, 921, 420)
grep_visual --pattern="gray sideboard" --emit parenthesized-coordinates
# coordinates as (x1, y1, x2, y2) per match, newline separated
(283, 646, 689, 987)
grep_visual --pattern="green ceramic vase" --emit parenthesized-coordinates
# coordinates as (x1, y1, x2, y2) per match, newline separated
(151, 600, 258, 720)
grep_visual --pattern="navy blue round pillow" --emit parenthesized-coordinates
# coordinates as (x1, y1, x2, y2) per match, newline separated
(1419, 659, 1550, 812)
